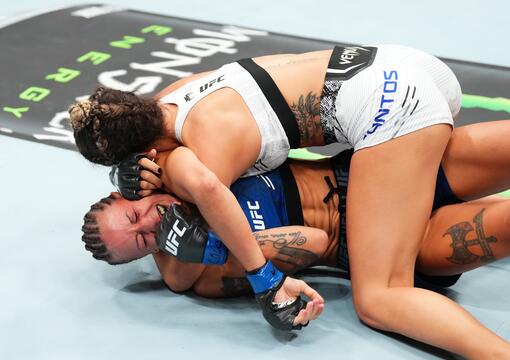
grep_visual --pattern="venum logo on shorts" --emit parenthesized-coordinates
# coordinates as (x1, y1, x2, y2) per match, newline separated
(363, 70, 399, 140)
(247, 201, 265, 230)
(325, 46, 377, 81)
(183, 75, 225, 102)
(165, 219, 187, 255)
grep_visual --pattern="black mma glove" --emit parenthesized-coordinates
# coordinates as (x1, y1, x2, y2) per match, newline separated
(246, 260, 307, 331)
(109, 153, 148, 200)
(156, 203, 228, 265)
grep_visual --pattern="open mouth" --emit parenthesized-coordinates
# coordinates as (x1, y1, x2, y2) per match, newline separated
(156, 204, 167, 218)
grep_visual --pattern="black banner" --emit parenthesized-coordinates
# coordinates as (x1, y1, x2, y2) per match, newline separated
(0, 4, 509, 151)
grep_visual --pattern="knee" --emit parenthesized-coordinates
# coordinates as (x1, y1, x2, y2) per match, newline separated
(353, 290, 392, 332)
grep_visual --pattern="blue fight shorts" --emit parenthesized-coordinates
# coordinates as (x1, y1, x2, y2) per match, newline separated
(330, 149, 464, 287)
(230, 162, 303, 231)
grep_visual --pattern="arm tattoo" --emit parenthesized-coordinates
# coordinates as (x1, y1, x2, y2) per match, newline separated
(255, 231, 319, 272)
(219, 231, 320, 297)
(221, 277, 252, 297)
(290, 92, 321, 144)
(444, 208, 497, 265)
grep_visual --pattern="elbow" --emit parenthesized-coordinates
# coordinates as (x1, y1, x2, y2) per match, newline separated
(162, 274, 192, 293)
(191, 171, 223, 201)
(192, 281, 214, 298)
(314, 229, 329, 258)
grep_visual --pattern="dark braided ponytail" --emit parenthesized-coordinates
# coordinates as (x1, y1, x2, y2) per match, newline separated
(69, 87, 164, 165)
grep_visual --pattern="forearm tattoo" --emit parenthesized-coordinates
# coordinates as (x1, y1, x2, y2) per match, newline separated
(254, 231, 319, 272)
(290, 92, 321, 144)
(219, 231, 320, 297)
(220, 277, 252, 297)
(444, 208, 497, 265)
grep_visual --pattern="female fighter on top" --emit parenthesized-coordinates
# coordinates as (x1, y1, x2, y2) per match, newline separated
(67, 44, 505, 357)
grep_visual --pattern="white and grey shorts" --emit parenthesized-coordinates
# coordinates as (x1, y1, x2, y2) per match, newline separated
(319, 44, 461, 151)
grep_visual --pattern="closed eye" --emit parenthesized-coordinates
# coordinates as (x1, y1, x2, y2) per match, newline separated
(136, 233, 147, 249)
(126, 211, 139, 224)
(140, 233, 148, 247)
(126, 212, 135, 224)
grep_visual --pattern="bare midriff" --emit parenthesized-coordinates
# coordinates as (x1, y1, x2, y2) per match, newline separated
(289, 160, 341, 267)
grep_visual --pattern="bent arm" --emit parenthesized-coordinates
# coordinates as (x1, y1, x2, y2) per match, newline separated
(153, 251, 206, 293)
(193, 226, 328, 298)
(162, 147, 266, 271)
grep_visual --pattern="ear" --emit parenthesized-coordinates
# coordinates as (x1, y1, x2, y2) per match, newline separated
(110, 192, 122, 199)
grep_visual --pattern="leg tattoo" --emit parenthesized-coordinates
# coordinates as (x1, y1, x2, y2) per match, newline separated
(444, 208, 497, 265)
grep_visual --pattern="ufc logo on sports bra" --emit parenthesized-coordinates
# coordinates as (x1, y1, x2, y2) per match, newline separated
(183, 75, 225, 102)
(165, 219, 187, 255)
(247, 201, 266, 230)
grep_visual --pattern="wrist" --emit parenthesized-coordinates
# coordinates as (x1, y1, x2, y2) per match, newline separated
(202, 231, 228, 265)
(245, 250, 269, 273)
(246, 260, 284, 294)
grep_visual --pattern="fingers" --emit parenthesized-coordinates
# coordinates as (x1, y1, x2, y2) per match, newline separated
(311, 299, 324, 319)
(138, 157, 161, 175)
(279, 277, 325, 327)
(299, 282, 325, 305)
(292, 299, 324, 326)
(146, 148, 157, 159)
(139, 180, 158, 191)
(137, 176, 161, 198)
(140, 170, 163, 189)
(137, 189, 154, 198)
(284, 277, 325, 304)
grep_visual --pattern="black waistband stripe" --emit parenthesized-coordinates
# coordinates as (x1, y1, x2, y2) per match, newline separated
(237, 58, 301, 149)
(278, 161, 304, 226)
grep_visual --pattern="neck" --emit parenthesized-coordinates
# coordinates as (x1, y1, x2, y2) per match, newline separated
(155, 104, 179, 151)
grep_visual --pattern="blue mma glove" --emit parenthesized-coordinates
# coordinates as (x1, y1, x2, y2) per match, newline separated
(156, 203, 228, 265)
(246, 260, 307, 331)
(109, 153, 147, 200)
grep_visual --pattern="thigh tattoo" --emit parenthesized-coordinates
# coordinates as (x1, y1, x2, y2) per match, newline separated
(444, 208, 497, 265)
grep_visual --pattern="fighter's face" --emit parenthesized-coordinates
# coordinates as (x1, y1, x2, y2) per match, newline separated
(96, 192, 178, 262)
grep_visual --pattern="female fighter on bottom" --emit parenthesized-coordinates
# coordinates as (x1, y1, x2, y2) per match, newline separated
(70, 44, 468, 352)
(87, 121, 510, 358)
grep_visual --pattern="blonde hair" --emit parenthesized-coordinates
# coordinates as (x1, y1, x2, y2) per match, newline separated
(68, 100, 93, 131)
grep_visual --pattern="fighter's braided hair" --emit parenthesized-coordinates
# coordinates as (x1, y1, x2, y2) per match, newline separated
(69, 87, 164, 166)
(81, 194, 129, 265)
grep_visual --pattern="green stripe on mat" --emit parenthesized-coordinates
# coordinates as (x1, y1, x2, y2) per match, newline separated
(288, 148, 329, 160)
(499, 189, 510, 198)
(462, 94, 510, 113)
